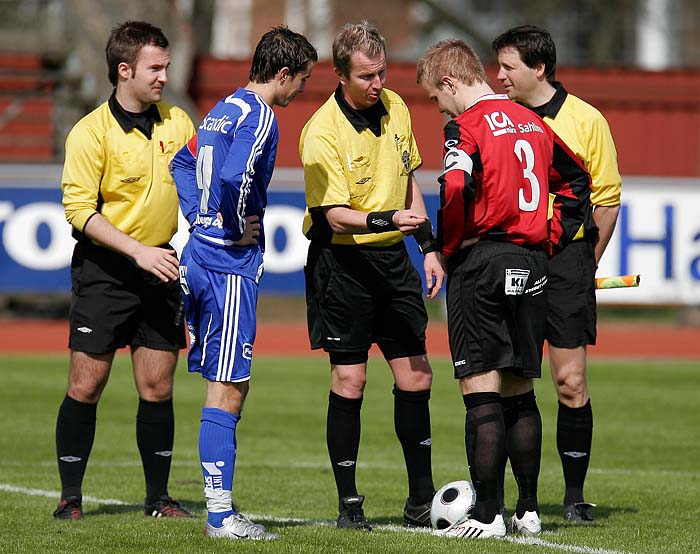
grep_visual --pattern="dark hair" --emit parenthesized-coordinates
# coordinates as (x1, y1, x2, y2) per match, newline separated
(492, 25, 557, 83)
(332, 20, 385, 79)
(249, 26, 318, 83)
(106, 21, 169, 86)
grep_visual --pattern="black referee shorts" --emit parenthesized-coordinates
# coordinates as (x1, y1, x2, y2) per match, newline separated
(546, 239, 597, 348)
(68, 240, 186, 354)
(304, 241, 428, 360)
(446, 240, 548, 379)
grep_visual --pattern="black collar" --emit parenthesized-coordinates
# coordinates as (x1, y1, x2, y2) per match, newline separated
(529, 81, 568, 119)
(334, 85, 388, 137)
(108, 90, 162, 139)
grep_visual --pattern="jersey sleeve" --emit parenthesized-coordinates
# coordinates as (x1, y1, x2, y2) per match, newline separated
(301, 124, 349, 210)
(547, 133, 593, 256)
(585, 113, 622, 207)
(171, 134, 199, 226)
(219, 105, 274, 240)
(437, 120, 476, 258)
(61, 122, 104, 232)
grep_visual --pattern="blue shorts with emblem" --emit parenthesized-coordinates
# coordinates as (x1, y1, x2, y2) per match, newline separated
(179, 242, 258, 382)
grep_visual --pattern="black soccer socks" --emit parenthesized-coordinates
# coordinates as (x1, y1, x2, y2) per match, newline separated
(137, 398, 175, 504)
(557, 399, 593, 506)
(502, 390, 542, 517)
(393, 386, 434, 504)
(463, 392, 505, 523)
(327, 391, 363, 500)
(56, 394, 97, 500)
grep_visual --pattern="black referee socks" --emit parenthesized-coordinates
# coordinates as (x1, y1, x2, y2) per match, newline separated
(558, 399, 593, 506)
(56, 395, 97, 500)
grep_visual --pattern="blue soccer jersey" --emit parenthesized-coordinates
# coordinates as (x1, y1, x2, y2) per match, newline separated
(172, 88, 278, 282)
(173, 88, 278, 382)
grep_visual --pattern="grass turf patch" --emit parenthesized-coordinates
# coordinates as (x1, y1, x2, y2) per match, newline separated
(0, 354, 698, 553)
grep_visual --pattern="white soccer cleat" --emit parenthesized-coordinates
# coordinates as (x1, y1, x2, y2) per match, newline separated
(204, 513, 279, 540)
(508, 510, 541, 535)
(433, 513, 507, 539)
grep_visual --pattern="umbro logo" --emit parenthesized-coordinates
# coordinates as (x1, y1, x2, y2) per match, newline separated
(337, 460, 356, 467)
(564, 451, 588, 458)
(355, 177, 371, 184)
(121, 176, 141, 183)
(59, 456, 82, 463)
(368, 217, 391, 228)
(77, 327, 93, 334)
(155, 450, 172, 457)
(420, 438, 432, 446)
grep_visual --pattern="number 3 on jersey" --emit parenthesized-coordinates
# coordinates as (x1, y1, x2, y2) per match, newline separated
(514, 139, 540, 212)
(196, 144, 214, 213)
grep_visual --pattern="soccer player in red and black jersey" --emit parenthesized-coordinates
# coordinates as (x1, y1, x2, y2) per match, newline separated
(417, 39, 592, 539)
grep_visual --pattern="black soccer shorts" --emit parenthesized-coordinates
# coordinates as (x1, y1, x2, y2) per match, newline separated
(546, 239, 597, 348)
(304, 241, 428, 360)
(68, 240, 186, 354)
(446, 239, 548, 379)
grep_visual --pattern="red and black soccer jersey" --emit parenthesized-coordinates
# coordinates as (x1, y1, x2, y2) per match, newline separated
(438, 94, 592, 258)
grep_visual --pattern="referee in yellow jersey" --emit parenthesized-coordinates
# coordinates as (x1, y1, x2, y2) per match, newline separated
(54, 21, 195, 520)
(301, 21, 444, 531)
(493, 25, 622, 524)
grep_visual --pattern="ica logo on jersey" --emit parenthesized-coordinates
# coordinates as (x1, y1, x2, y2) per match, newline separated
(484, 111, 517, 136)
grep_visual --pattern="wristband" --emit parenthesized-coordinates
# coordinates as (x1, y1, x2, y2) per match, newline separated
(366, 210, 398, 233)
(414, 220, 439, 255)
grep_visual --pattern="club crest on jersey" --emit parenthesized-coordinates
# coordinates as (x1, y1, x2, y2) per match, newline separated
(505, 268, 530, 295)
(484, 111, 517, 136)
(402, 150, 410, 172)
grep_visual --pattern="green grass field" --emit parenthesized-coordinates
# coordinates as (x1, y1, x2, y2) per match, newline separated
(1, 354, 698, 553)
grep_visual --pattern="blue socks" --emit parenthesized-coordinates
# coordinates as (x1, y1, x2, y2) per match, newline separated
(199, 407, 239, 527)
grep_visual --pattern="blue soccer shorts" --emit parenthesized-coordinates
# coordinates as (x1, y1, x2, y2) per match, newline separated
(179, 248, 258, 383)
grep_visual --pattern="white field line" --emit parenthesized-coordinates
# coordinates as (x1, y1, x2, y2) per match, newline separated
(2, 483, 634, 554)
(9, 459, 699, 478)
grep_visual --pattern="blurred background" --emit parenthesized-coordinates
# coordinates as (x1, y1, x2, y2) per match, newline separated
(0, 0, 699, 326)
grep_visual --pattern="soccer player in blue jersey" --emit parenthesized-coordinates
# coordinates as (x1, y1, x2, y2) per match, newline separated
(171, 26, 316, 540)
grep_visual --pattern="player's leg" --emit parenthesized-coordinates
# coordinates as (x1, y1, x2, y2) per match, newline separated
(132, 347, 189, 517)
(132, 260, 189, 517)
(305, 243, 374, 530)
(550, 344, 595, 521)
(54, 351, 113, 519)
(378, 244, 435, 526)
(55, 241, 132, 519)
(387, 355, 434, 526)
(460, 371, 508, 533)
(181, 259, 273, 538)
(546, 240, 597, 522)
(328, 357, 372, 530)
(501, 375, 542, 535)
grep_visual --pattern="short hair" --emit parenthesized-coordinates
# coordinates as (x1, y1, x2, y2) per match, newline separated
(492, 25, 557, 83)
(106, 21, 169, 86)
(332, 20, 385, 79)
(416, 39, 487, 88)
(249, 26, 318, 83)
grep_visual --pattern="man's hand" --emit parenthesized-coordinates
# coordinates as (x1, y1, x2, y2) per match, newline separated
(393, 210, 428, 235)
(233, 215, 261, 247)
(132, 245, 180, 282)
(424, 251, 445, 299)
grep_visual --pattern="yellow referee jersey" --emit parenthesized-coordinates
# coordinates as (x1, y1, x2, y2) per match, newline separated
(534, 83, 622, 240)
(62, 99, 195, 246)
(301, 87, 422, 246)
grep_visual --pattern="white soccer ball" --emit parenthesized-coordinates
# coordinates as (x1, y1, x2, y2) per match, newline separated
(430, 480, 476, 530)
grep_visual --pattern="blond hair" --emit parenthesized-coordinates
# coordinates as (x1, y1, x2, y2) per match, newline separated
(333, 20, 385, 78)
(417, 39, 487, 88)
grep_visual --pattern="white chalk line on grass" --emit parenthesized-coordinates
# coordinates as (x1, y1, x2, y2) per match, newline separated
(8, 459, 699, 478)
(2, 483, 633, 554)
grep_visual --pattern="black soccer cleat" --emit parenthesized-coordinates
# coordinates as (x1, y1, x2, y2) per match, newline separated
(337, 495, 372, 531)
(563, 501, 596, 524)
(403, 496, 433, 528)
(53, 496, 83, 520)
(144, 495, 194, 518)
